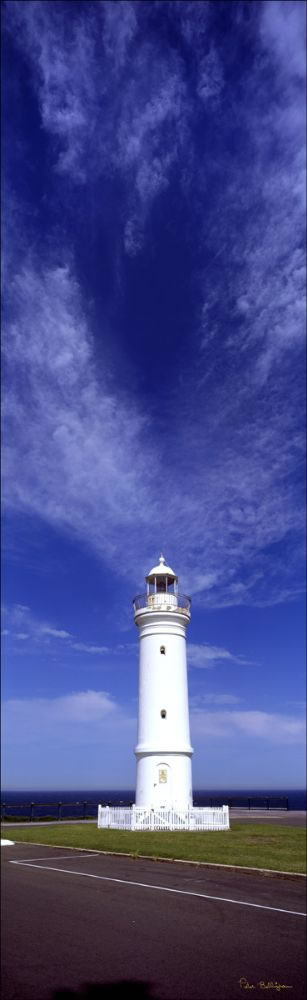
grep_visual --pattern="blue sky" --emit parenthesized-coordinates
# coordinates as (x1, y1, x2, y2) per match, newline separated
(2, 0, 306, 792)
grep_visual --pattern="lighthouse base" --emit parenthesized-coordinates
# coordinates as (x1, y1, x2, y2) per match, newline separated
(97, 804, 229, 831)
(135, 751, 193, 811)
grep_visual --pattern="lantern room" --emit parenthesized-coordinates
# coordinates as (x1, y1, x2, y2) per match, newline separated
(145, 554, 178, 596)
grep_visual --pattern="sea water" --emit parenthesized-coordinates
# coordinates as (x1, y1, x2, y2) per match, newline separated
(1, 788, 306, 819)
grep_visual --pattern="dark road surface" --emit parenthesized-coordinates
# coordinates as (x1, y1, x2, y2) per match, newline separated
(1, 843, 306, 1000)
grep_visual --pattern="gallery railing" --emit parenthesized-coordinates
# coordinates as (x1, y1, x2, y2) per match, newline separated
(1, 795, 289, 821)
(132, 592, 191, 613)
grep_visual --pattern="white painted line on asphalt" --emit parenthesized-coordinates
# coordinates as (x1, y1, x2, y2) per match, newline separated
(9, 861, 307, 917)
(11, 853, 99, 864)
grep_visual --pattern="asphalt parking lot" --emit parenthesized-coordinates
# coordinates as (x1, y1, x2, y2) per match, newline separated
(1, 843, 306, 1000)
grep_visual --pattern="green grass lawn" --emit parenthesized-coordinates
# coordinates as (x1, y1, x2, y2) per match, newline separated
(2, 822, 306, 873)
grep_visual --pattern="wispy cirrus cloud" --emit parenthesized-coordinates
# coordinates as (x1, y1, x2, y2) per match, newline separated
(1, 604, 72, 643)
(196, 1, 305, 384)
(1, 687, 137, 788)
(2, 1, 305, 610)
(70, 641, 136, 656)
(261, 0, 306, 81)
(190, 692, 242, 707)
(191, 709, 306, 745)
(3, 0, 191, 251)
(1, 604, 137, 658)
(1, 689, 135, 747)
(2, 251, 305, 608)
(4, 0, 305, 326)
(3, 261, 159, 566)
(187, 644, 253, 669)
(2, 692, 304, 751)
(39, 626, 71, 639)
(70, 643, 109, 655)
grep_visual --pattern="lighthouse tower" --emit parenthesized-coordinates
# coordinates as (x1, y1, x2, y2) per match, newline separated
(133, 555, 193, 810)
(97, 556, 229, 829)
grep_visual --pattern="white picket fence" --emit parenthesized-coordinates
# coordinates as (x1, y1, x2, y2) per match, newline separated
(97, 804, 229, 831)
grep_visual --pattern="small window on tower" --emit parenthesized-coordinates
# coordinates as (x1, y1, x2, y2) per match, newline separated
(160, 645, 166, 654)
(160, 709, 167, 719)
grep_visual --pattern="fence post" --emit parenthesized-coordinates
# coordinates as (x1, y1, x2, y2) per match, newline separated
(58, 801, 62, 821)
(131, 804, 135, 831)
(188, 806, 195, 831)
(30, 802, 35, 822)
(83, 801, 87, 821)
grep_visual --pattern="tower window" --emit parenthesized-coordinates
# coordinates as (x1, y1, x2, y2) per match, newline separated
(160, 645, 166, 654)
(160, 709, 167, 719)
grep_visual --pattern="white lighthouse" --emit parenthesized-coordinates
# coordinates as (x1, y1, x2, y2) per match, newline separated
(133, 555, 193, 811)
(97, 556, 230, 831)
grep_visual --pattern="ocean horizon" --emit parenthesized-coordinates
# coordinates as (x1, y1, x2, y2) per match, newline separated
(1, 788, 306, 816)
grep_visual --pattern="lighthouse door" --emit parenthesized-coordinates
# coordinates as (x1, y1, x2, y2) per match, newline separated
(153, 762, 171, 808)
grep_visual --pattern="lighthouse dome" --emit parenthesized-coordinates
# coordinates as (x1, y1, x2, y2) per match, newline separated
(146, 554, 178, 582)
